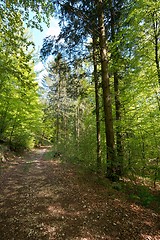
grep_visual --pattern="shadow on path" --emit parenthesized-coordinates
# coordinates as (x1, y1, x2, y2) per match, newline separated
(0, 147, 160, 240)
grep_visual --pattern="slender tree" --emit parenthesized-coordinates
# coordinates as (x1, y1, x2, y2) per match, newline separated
(92, 35, 102, 171)
(97, 0, 118, 180)
(108, 0, 125, 175)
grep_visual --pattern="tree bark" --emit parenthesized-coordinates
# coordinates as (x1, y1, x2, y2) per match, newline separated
(92, 34, 102, 171)
(97, 0, 117, 180)
(152, 14, 160, 110)
(153, 17, 160, 86)
(109, 0, 123, 176)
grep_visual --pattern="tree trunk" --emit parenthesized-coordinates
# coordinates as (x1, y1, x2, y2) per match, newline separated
(114, 72, 124, 175)
(152, 15, 160, 110)
(109, 0, 123, 176)
(92, 34, 102, 171)
(0, 101, 10, 138)
(153, 17, 160, 86)
(56, 69, 61, 143)
(9, 113, 18, 146)
(97, 0, 117, 180)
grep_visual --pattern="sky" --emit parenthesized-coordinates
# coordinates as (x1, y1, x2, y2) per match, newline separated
(31, 17, 60, 52)
(29, 17, 60, 85)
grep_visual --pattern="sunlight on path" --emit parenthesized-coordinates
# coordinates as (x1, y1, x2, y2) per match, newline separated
(0, 146, 160, 240)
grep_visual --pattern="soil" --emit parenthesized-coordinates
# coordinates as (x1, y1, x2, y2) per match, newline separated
(0, 146, 160, 240)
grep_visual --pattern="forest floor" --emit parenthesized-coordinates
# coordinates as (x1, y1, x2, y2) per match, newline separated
(0, 146, 160, 240)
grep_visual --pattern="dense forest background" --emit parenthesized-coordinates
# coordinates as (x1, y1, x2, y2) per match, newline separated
(0, 0, 159, 184)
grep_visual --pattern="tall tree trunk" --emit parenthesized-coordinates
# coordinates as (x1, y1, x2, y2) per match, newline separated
(9, 112, 18, 146)
(114, 72, 124, 175)
(92, 34, 102, 171)
(152, 14, 160, 110)
(109, 0, 123, 176)
(97, 0, 117, 180)
(56, 69, 61, 143)
(153, 17, 160, 86)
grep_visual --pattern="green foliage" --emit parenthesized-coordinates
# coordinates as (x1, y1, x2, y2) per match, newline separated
(43, 149, 55, 161)
(117, 0, 160, 180)
(3, 0, 156, 187)
(0, 0, 54, 31)
(127, 184, 159, 208)
(10, 132, 35, 151)
(0, 7, 43, 151)
(39, 0, 159, 185)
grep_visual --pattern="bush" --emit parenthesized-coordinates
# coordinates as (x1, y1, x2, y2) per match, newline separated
(10, 133, 35, 152)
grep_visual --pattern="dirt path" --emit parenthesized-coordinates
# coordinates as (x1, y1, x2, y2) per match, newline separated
(0, 147, 160, 240)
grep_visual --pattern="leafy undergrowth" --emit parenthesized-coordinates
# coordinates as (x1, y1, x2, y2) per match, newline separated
(50, 149, 160, 213)
(110, 179, 160, 212)
(132, 185, 160, 210)
(71, 166, 160, 214)
(0, 147, 160, 240)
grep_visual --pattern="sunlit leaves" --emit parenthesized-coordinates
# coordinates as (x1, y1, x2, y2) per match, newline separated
(0, 0, 55, 30)
(0, 7, 43, 149)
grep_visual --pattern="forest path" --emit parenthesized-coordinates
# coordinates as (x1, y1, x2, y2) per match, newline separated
(0, 147, 160, 240)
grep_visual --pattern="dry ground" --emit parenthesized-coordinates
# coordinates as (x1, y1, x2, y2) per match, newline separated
(0, 146, 160, 240)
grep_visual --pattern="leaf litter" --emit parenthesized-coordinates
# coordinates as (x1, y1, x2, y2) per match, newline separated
(0, 146, 160, 240)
